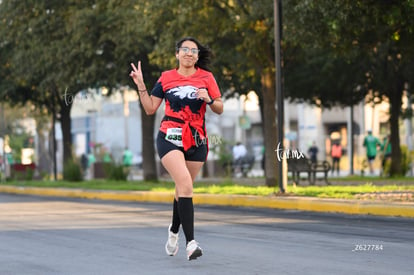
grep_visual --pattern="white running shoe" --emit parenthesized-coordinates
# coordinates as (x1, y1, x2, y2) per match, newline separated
(165, 224, 179, 256)
(186, 240, 203, 260)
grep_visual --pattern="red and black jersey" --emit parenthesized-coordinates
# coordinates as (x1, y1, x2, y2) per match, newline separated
(151, 68, 221, 151)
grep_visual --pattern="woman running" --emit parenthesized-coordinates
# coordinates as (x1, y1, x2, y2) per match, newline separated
(129, 37, 223, 260)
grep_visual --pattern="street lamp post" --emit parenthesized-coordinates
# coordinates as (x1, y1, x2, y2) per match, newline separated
(274, 0, 285, 193)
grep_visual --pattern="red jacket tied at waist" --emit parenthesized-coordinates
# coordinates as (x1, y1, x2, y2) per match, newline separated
(162, 116, 206, 151)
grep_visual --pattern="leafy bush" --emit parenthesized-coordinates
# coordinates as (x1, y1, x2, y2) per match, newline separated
(400, 145, 412, 176)
(63, 159, 83, 182)
(104, 163, 128, 181)
(24, 167, 34, 181)
(383, 145, 413, 176)
(209, 138, 233, 176)
(10, 164, 35, 181)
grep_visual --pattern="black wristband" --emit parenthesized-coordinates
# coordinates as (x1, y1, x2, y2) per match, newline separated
(207, 96, 214, 105)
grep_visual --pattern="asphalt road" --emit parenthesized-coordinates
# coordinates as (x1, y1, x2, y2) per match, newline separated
(0, 193, 413, 275)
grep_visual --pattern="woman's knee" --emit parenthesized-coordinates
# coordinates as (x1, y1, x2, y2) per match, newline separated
(176, 181, 193, 197)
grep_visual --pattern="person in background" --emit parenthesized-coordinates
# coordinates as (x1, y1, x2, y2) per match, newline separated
(129, 36, 223, 260)
(122, 147, 133, 167)
(380, 134, 392, 176)
(87, 152, 96, 179)
(88, 152, 96, 166)
(363, 130, 381, 174)
(80, 153, 88, 177)
(122, 147, 133, 180)
(308, 141, 319, 163)
(331, 142, 342, 176)
(232, 141, 247, 176)
(102, 148, 113, 163)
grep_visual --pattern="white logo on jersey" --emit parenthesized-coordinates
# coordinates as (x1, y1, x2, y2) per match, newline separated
(168, 86, 198, 100)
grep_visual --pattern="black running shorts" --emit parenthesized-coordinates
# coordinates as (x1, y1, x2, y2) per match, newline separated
(156, 131, 207, 162)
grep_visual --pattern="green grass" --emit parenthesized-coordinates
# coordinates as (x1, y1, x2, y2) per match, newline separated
(1, 179, 414, 199)
(0, 179, 177, 192)
(287, 184, 414, 199)
(329, 175, 412, 182)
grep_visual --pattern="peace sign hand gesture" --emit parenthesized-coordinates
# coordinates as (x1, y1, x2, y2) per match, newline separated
(129, 61, 145, 89)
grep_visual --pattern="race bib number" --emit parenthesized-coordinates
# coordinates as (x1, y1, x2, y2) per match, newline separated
(165, 128, 183, 147)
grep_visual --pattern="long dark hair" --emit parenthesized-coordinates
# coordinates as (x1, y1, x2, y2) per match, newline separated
(175, 37, 212, 72)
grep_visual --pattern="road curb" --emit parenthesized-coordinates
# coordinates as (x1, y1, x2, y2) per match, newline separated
(194, 193, 414, 218)
(1, 185, 413, 218)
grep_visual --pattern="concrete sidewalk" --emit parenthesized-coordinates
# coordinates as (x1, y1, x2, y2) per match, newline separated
(1, 185, 413, 218)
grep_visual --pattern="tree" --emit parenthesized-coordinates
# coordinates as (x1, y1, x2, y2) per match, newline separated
(283, 0, 414, 176)
(0, 0, 99, 164)
(0, 0, 160, 180)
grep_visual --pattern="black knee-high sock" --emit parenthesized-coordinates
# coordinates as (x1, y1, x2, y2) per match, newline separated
(170, 198, 180, 234)
(177, 197, 194, 244)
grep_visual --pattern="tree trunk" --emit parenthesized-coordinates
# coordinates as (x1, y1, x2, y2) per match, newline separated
(35, 117, 51, 176)
(389, 80, 403, 176)
(141, 105, 158, 181)
(51, 109, 57, 181)
(59, 101, 73, 164)
(261, 68, 279, 187)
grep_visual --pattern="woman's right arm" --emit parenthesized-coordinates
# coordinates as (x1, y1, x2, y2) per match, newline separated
(130, 61, 162, 115)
